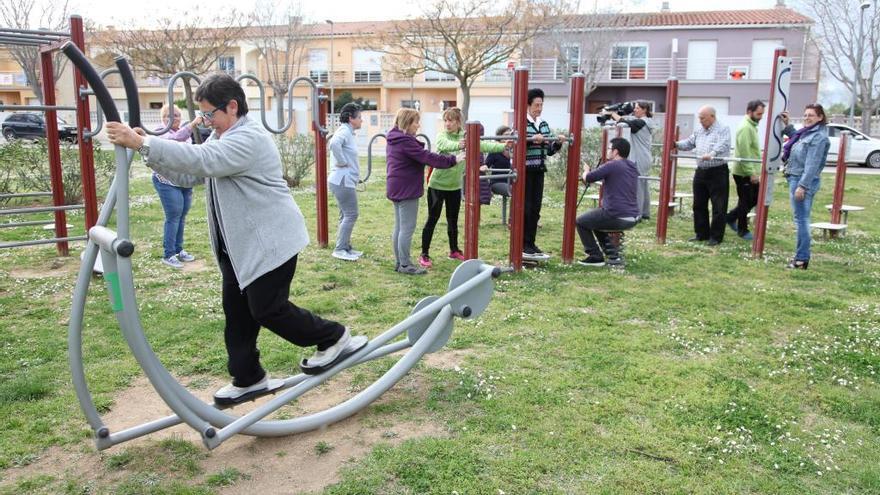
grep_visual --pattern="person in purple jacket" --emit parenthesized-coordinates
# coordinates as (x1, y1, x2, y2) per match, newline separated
(576, 137, 640, 267)
(152, 104, 203, 269)
(385, 108, 457, 275)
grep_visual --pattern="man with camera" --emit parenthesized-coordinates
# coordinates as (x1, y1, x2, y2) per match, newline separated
(604, 101, 656, 220)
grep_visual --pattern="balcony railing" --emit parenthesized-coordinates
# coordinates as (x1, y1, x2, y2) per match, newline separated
(0, 71, 28, 87)
(521, 57, 817, 83)
(101, 69, 245, 88)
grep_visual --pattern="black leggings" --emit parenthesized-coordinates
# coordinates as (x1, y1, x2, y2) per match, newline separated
(420, 187, 461, 256)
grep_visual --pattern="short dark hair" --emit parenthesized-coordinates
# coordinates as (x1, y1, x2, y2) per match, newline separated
(805, 103, 827, 124)
(339, 102, 361, 123)
(527, 88, 544, 105)
(195, 73, 248, 117)
(495, 125, 511, 136)
(610, 137, 630, 158)
(635, 100, 653, 118)
(746, 100, 766, 113)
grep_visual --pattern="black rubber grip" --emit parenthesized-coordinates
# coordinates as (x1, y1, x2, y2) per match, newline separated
(114, 57, 141, 128)
(60, 42, 120, 123)
(116, 240, 135, 258)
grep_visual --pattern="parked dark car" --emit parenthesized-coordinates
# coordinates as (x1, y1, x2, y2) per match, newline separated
(1, 113, 78, 142)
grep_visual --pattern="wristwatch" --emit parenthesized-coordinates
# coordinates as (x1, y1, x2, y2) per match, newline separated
(137, 141, 150, 160)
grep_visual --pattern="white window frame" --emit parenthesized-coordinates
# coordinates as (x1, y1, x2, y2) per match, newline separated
(610, 42, 649, 80)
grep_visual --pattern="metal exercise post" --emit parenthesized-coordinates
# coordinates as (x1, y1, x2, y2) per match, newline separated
(508, 67, 529, 271)
(656, 78, 679, 244)
(315, 87, 329, 248)
(39, 48, 69, 255)
(70, 15, 99, 231)
(829, 133, 850, 237)
(464, 121, 482, 259)
(752, 49, 790, 258)
(561, 74, 585, 264)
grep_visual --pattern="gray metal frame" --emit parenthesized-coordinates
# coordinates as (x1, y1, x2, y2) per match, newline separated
(67, 141, 502, 450)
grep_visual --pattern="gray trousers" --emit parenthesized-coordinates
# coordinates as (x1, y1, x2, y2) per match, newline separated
(636, 178, 651, 218)
(330, 182, 359, 252)
(392, 198, 419, 267)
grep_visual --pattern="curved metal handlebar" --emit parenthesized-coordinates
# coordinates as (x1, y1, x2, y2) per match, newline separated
(363, 132, 432, 185)
(416, 133, 432, 150)
(60, 42, 119, 123)
(114, 57, 141, 129)
(365, 133, 386, 184)
(234, 74, 326, 135)
(141, 72, 202, 136)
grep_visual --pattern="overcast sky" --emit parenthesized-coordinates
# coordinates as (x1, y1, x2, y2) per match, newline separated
(75, 0, 780, 27)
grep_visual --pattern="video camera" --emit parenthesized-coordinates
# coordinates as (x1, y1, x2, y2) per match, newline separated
(596, 101, 636, 125)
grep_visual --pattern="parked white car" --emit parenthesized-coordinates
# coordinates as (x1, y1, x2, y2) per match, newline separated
(827, 123, 880, 168)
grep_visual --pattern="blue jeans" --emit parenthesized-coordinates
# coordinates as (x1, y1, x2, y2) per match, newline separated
(152, 175, 193, 258)
(787, 174, 820, 261)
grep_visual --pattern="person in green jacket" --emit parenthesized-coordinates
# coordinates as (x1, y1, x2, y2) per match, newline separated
(418, 107, 506, 268)
(725, 100, 765, 240)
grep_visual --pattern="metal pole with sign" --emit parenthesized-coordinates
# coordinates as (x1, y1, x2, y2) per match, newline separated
(751, 49, 791, 258)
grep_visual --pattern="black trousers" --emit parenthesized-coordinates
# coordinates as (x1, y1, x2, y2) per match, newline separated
(219, 251, 345, 387)
(523, 168, 545, 248)
(692, 165, 730, 242)
(576, 208, 638, 258)
(726, 174, 758, 235)
(421, 187, 461, 255)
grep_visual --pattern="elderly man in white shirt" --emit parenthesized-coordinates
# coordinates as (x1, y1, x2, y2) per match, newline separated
(676, 105, 731, 246)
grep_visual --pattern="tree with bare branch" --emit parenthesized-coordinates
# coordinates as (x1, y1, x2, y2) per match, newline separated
(104, 12, 250, 126)
(371, 0, 566, 120)
(248, 0, 310, 125)
(541, 10, 630, 97)
(796, 0, 879, 134)
(0, 0, 70, 104)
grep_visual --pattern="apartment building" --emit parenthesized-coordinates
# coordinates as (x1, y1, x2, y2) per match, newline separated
(1, 5, 819, 140)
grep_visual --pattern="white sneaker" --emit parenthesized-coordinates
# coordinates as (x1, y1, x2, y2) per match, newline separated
(213, 376, 284, 406)
(162, 255, 183, 269)
(177, 250, 195, 262)
(332, 249, 359, 261)
(301, 328, 368, 374)
(348, 249, 363, 258)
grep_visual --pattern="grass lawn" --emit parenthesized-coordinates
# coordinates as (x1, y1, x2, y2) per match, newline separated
(0, 158, 878, 494)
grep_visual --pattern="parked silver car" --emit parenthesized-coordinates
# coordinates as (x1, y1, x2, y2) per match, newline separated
(827, 123, 880, 168)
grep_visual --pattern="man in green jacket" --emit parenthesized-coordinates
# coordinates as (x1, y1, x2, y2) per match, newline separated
(726, 100, 765, 240)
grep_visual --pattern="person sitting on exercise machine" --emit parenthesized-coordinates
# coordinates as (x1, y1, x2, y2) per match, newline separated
(576, 137, 640, 267)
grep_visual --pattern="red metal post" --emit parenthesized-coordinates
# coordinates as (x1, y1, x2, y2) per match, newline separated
(70, 15, 98, 232)
(561, 74, 585, 264)
(655, 78, 679, 244)
(752, 49, 787, 258)
(314, 88, 329, 248)
(464, 121, 482, 259)
(508, 68, 529, 271)
(40, 50, 69, 256)
(829, 133, 850, 237)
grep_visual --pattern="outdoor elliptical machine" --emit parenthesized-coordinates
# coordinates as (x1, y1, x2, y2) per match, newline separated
(63, 44, 509, 450)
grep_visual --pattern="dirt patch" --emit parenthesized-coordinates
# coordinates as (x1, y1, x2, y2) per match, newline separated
(2, 371, 447, 494)
(421, 347, 481, 371)
(7, 256, 80, 279)
(182, 258, 213, 273)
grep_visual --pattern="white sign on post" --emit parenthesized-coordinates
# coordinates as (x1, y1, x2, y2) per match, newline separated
(762, 56, 792, 205)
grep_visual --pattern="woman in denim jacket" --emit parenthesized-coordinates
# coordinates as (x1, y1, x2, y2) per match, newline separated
(781, 104, 831, 269)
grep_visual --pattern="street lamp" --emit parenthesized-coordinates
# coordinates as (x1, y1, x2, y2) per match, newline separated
(325, 19, 335, 116)
(850, 1, 871, 127)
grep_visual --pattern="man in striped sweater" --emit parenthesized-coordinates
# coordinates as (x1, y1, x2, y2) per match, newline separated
(523, 88, 568, 259)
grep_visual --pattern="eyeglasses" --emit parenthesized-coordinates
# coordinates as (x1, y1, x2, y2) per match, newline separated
(197, 102, 228, 121)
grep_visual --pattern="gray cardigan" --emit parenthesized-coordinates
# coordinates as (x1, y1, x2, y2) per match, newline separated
(145, 116, 309, 289)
